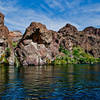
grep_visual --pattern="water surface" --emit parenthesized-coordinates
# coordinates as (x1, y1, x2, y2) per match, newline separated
(0, 64, 100, 100)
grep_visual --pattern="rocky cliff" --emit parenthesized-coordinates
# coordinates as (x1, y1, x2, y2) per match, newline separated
(15, 22, 59, 65)
(15, 23, 100, 66)
(0, 12, 22, 65)
(9, 31, 22, 42)
(58, 24, 100, 58)
(0, 12, 11, 64)
(0, 12, 100, 66)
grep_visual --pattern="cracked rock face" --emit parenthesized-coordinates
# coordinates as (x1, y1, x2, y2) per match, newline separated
(0, 12, 9, 57)
(16, 22, 100, 66)
(9, 31, 22, 42)
(0, 12, 4, 26)
(15, 22, 59, 65)
(0, 12, 15, 65)
(58, 24, 100, 58)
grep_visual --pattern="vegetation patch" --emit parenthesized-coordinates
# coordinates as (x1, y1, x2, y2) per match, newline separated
(12, 42, 18, 48)
(52, 46, 100, 65)
(0, 47, 11, 65)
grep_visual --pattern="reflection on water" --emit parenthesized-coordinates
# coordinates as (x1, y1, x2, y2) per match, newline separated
(0, 64, 100, 99)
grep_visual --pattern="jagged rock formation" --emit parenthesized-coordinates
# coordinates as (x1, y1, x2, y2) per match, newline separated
(16, 23, 100, 65)
(0, 12, 14, 65)
(8, 31, 22, 65)
(58, 24, 79, 51)
(0, 12, 100, 66)
(58, 24, 100, 58)
(0, 12, 4, 26)
(0, 12, 9, 58)
(15, 22, 59, 65)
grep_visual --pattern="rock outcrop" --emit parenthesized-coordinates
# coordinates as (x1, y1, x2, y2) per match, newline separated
(0, 12, 14, 65)
(9, 31, 22, 42)
(0, 13, 9, 56)
(58, 24, 79, 51)
(15, 22, 59, 65)
(0, 12, 100, 66)
(58, 24, 100, 58)
(15, 22, 100, 66)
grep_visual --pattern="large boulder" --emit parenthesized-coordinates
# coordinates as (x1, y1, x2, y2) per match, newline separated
(15, 22, 59, 65)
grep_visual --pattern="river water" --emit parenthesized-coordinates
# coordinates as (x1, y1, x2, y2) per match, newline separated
(0, 64, 100, 100)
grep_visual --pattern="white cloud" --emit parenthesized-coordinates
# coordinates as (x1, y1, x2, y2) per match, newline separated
(81, 3, 100, 13)
(0, 0, 100, 34)
(45, 0, 64, 11)
(0, 0, 18, 13)
(65, 0, 83, 8)
(45, 0, 83, 10)
(0, 0, 80, 33)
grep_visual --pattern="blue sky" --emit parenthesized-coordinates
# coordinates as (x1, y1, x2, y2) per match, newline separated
(0, 0, 100, 33)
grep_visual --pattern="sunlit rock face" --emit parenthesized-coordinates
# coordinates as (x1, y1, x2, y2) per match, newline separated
(15, 22, 100, 65)
(9, 31, 22, 42)
(82, 27, 100, 57)
(0, 12, 9, 39)
(0, 12, 9, 57)
(58, 24, 100, 58)
(0, 12, 14, 65)
(58, 24, 79, 51)
(0, 12, 4, 26)
(15, 22, 59, 65)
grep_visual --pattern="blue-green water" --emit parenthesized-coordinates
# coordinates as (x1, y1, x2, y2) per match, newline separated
(0, 64, 100, 100)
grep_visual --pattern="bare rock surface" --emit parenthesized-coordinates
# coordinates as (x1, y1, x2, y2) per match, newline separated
(9, 31, 22, 42)
(15, 22, 100, 65)
(0, 12, 14, 65)
(0, 12, 9, 56)
(15, 22, 59, 65)
(58, 24, 100, 58)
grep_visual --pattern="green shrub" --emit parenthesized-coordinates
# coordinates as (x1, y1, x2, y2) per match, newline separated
(14, 56, 21, 67)
(0, 54, 9, 65)
(12, 42, 18, 48)
(59, 45, 71, 55)
(5, 48, 11, 58)
(53, 45, 100, 65)
(52, 59, 66, 65)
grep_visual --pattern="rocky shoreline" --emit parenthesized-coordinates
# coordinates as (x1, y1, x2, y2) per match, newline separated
(0, 12, 100, 66)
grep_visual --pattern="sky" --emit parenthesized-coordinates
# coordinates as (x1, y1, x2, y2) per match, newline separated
(0, 0, 100, 33)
